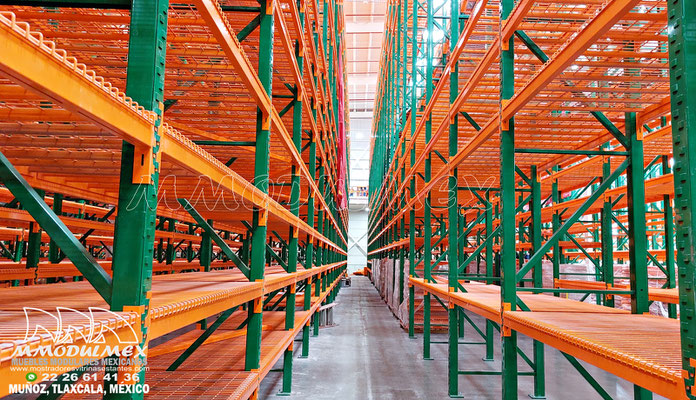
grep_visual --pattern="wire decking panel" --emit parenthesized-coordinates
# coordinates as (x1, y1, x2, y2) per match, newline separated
(505, 311, 684, 399)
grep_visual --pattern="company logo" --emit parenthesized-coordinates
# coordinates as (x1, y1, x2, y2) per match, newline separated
(12, 307, 143, 359)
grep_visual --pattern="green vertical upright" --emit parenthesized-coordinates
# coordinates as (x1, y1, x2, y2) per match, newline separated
(661, 156, 677, 318)
(499, 0, 518, 398)
(408, 0, 419, 340)
(530, 166, 545, 398)
(625, 112, 649, 315)
(108, 0, 168, 398)
(484, 190, 494, 361)
(200, 219, 213, 271)
(601, 156, 614, 307)
(666, 1, 696, 396)
(302, 125, 317, 358)
(246, 0, 274, 371)
(48, 193, 63, 263)
(280, 0, 305, 390)
(26, 188, 43, 271)
(626, 113, 651, 399)
(551, 172, 561, 293)
(422, 0, 434, 361)
(447, 0, 460, 394)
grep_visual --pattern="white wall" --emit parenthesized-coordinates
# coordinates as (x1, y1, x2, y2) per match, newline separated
(347, 209, 368, 273)
(347, 109, 371, 274)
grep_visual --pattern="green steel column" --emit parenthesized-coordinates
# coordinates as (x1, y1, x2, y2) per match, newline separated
(280, 2, 305, 389)
(245, 0, 274, 371)
(400, 0, 409, 304)
(485, 192, 494, 284)
(301, 122, 317, 358)
(156, 236, 163, 264)
(165, 218, 175, 264)
(407, 0, 419, 340)
(484, 191, 494, 361)
(317, 168, 325, 270)
(25, 189, 45, 272)
(107, 0, 168, 397)
(399, 198, 406, 305)
(242, 231, 250, 265)
(530, 166, 545, 398)
(661, 156, 677, 319)
(626, 112, 651, 399)
(48, 193, 63, 263)
(476, 225, 482, 275)
(551, 171, 561, 296)
(499, 0, 518, 398)
(26, 221, 41, 270)
(517, 192, 525, 277)
(458, 212, 465, 275)
(314, 164, 326, 337)
(280, 282, 296, 395)
(422, 0, 434, 361)
(626, 112, 649, 314)
(447, 0, 460, 395)
(200, 219, 213, 271)
(601, 156, 615, 307)
(13, 235, 24, 264)
(592, 210, 602, 292)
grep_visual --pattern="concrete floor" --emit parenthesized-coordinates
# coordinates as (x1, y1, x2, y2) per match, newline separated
(260, 276, 664, 399)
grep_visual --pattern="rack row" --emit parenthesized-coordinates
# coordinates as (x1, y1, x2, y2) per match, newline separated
(368, 0, 694, 398)
(0, 0, 350, 397)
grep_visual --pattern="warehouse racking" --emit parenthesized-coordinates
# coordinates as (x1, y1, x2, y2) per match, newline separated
(368, 0, 694, 399)
(0, 0, 349, 398)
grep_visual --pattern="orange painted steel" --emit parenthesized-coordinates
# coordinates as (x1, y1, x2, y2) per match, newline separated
(0, 263, 345, 396)
(52, 272, 334, 400)
(190, 0, 344, 244)
(369, 0, 673, 241)
(415, 266, 684, 394)
(500, 0, 644, 123)
(0, 9, 346, 253)
(140, 274, 343, 400)
(0, 260, 224, 282)
(0, 207, 243, 249)
(411, 277, 628, 323)
(555, 279, 679, 304)
(412, 276, 683, 397)
(505, 312, 684, 399)
(145, 370, 259, 400)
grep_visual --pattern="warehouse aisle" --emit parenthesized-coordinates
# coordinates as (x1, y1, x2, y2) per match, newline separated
(260, 276, 448, 399)
(260, 277, 650, 400)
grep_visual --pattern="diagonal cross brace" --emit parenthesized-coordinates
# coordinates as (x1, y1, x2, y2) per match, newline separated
(267, 243, 288, 271)
(167, 305, 240, 371)
(517, 158, 629, 281)
(0, 151, 112, 302)
(178, 198, 250, 279)
(458, 226, 501, 275)
(57, 207, 116, 263)
(560, 352, 613, 400)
